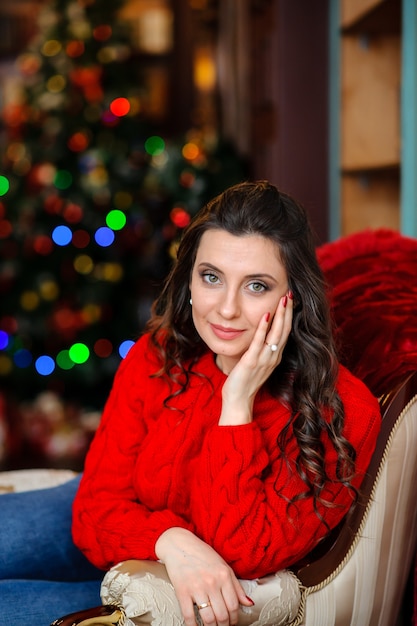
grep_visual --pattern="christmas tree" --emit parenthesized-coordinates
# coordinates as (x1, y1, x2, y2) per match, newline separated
(0, 0, 244, 414)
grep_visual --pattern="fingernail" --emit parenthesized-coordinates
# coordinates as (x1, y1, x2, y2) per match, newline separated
(288, 290, 294, 300)
(246, 595, 255, 606)
(282, 296, 288, 308)
(265, 312, 270, 322)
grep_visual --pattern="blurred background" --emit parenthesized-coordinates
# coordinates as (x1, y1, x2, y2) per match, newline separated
(0, 0, 410, 469)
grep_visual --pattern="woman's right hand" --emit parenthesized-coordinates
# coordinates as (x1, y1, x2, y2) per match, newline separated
(155, 527, 253, 626)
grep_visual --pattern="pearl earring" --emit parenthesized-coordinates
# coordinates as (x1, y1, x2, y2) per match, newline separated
(189, 298, 192, 305)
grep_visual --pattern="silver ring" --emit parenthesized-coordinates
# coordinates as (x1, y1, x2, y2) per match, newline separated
(196, 601, 211, 610)
(266, 343, 278, 352)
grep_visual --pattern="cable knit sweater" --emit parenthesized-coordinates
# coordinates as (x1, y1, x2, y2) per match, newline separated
(72, 333, 381, 579)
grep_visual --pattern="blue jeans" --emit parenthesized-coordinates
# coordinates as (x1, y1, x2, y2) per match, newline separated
(0, 475, 102, 626)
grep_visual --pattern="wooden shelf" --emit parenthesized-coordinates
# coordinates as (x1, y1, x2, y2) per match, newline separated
(338, 0, 402, 235)
(341, 33, 400, 170)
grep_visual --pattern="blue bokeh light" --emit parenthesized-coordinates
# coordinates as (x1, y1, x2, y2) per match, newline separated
(14, 349, 33, 368)
(35, 355, 55, 376)
(52, 225, 72, 246)
(119, 340, 135, 359)
(0, 330, 8, 350)
(94, 227, 115, 247)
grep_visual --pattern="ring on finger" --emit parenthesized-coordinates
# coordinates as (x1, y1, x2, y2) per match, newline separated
(196, 601, 211, 610)
(265, 342, 278, 352)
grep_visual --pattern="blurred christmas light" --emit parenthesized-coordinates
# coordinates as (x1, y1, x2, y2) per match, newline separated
(119, 340, 135, 359)
(94, 338, 113, 358)
(180, 170, 196, 188)
(0, 220, 12, 238)
(63, 203, 83, 223)
(54, 170, 73, 190)
(56, 350, 75, 370)
(151, 151, 169, 169)
(0, 330, 9, 350)
(101, 110, 119, 126)
(0, 176, 10, 196)
(42, 40, 62, 56)
(106, 209, 126, 230)
(145, 135, 165, 156)
(53, 308, 77, 332)
(94, 262, 123, 282)
(33, 235, 54, 255)
(110, 97, 130, 117)
(72, 229, 90, 248)
(18, 52, 42, 75)
(13, 157, 31, 176)
(68, 131, 90, 152)
(20, 291, 40, 311)
(6, 142, 26, 162)
(0, 355, 12, 375)
(0, 316, 17, 334)
(44, 195, 64, 214)
(194, 47, 216, 92)
(47, 75, 66, 93)
(39, 279, 59, 301)
(66, 40, 85, 58)
(52, 225, 72, 246)
(182, 142, 200, 161)
(93, 24, 112, 41)
(35, 355, 55, 376)
(74, 254, 94, 275)
(69, 342, 90, 364)
(81, 304, 101, 324)
(170, 207, 191, 228)
(13, 349, 32, 368)
(97, 46, 118, 64)
(37, 163, 56, 186)
(94, 226, 115, 247)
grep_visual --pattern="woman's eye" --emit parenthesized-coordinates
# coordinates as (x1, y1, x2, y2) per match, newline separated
(249, 282, 267, 293)
(203, 273, 219, 284)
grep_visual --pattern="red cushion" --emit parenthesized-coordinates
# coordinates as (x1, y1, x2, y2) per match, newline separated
(317, 229, 417, 397)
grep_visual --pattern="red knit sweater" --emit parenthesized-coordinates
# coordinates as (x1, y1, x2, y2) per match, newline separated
(72, 333, 381, 579)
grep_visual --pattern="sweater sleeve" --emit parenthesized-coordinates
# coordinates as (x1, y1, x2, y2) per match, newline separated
(72, 336, 194, 570)
(188, 368, 381, 579)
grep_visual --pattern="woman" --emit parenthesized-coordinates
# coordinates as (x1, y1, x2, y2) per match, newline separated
(0, 181, 380, 626)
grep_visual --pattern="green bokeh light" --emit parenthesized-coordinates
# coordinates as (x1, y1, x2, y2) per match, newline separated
(106, 209, 126, 231)
(56, 349, 75, 370)
(54, 170, 73, 190)
(0, 175, 10, 196)
(144, 135, 165, 156)
(69, 342, 90, 364)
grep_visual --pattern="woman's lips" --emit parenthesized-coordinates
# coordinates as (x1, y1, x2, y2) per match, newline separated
(210, 324, 245, 341)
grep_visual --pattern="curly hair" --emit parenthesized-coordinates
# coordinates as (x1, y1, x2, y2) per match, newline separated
(146, 180, 357, 521)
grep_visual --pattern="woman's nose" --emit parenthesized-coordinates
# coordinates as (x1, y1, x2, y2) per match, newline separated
(218, 289, 240, 318)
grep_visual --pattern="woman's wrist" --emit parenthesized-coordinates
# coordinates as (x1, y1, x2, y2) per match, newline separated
(218, 398, 254, 425)
(155, 527, 193, 562)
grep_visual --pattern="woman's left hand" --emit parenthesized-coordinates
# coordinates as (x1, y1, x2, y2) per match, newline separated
(219, 292, 293, 426)
(155, 527, 253, 626)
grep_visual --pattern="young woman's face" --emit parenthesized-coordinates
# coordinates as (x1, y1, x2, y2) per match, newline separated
(189, 229, 289, 373)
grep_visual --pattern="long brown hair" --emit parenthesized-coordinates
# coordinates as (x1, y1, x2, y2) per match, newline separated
(146, 181, 356, 521)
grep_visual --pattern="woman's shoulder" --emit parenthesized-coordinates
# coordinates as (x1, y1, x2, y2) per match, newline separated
(336, 364, 379, 409)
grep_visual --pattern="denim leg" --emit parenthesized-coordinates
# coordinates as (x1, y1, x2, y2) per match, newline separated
(0, 579, 101, 626)
(0, 475, 102, 581)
